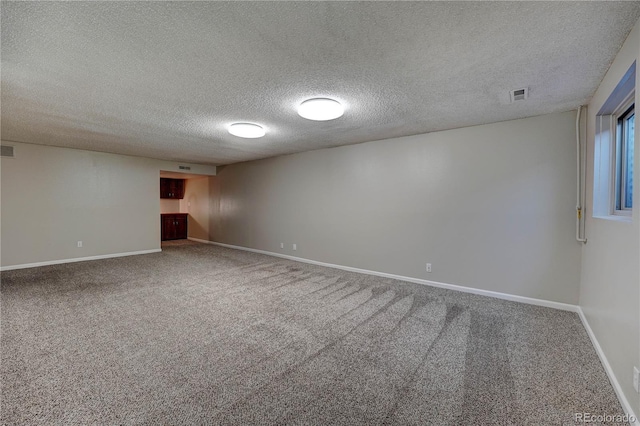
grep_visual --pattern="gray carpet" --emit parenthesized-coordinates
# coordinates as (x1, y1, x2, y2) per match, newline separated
(1, 240, 625, 425)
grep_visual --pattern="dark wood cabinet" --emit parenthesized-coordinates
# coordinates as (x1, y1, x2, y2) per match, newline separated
(160, 178, 185, 199)
(161, 213, 188, 241)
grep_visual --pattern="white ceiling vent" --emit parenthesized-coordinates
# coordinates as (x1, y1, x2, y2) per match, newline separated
(0, 145, 15, 158)
(510, 88, 529, 103)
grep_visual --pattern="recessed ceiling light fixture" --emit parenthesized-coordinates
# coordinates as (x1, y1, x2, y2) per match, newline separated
(228, 122, 265, 138)
(298, 98, 344, 121)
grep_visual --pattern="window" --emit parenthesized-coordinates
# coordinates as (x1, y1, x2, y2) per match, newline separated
(614, 102, 634, 213)
(593, 61, 635, 221)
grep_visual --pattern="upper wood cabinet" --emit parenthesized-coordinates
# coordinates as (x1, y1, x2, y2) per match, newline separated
(160, 178, 185, 199)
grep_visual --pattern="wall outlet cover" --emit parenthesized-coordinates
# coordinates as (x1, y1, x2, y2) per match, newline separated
(634, 366, 639, 393)
(77, 241, 83, 248)
(292, 244, 297, 251)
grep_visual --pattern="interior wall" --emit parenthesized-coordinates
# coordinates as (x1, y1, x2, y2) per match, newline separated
(209, 111, 582, 304)
(0, 141, 216, 268)
(160, 199, 182, 213)
(182, 177, 210, 241)
(579, 18, 640, 416)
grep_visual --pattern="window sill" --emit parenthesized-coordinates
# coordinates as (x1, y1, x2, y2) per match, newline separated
(593, 214, 632, 223)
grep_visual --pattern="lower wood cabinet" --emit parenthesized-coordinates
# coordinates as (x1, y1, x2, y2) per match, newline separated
(161, 213, 188, 241)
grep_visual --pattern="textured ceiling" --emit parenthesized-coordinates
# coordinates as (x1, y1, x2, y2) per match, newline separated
(2, 2, 640, 166)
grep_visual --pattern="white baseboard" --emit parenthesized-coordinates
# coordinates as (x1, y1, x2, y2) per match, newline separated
(0, 249, 162, 271)
(188, 237, 578, 312)
(577, 308, 639, 425)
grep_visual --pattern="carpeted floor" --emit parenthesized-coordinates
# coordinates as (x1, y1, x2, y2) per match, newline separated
(1, 240, 626, 425)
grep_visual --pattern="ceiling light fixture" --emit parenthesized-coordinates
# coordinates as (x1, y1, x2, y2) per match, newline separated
(298, 98, 344, 121)
(228, 122, 265, 138)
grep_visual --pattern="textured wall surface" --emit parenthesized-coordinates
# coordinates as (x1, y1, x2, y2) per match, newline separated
(2, 2, 640, 165)
(208, 111, 581, 304)
(580, 19, 640, 416)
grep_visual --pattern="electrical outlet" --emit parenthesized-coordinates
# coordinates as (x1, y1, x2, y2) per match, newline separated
(426, 263, 432, 273)
(280, 243, 284, 249)
(292, 244, 297, 251)
(77, 241, 83, 248)
(633, 367, 639, 393)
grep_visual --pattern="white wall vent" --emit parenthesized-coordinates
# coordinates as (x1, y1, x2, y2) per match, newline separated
(0, 145, 15, 158)
(510, 88, 529, 102)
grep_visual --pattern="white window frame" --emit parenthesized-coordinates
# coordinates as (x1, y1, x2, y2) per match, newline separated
(593, 61, 635, 222)
(613, 96, 634, 216)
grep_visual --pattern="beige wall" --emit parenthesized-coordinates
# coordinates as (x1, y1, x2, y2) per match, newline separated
(0, 141, 215, 268)
(208, 111, 582, 304)
(579, 19, 640, 415)
(160, 199, 182, 214)
(182, 177, 211, 241)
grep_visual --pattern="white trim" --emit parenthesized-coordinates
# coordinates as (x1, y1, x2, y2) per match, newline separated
(594, 214, 634, 223)
(577, 307, 639, 425)
(0, 249, 161, 271)
(188, 238, 578, 312)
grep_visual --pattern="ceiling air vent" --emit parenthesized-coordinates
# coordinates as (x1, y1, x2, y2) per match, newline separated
(0, 145, 15, 158)
(510, 88, 529, 103)
(178, 165, 191, 171)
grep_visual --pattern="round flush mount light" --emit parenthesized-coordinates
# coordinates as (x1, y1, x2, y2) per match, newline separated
(298, 98, 344, 121)
(228, 122, 266, 138)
